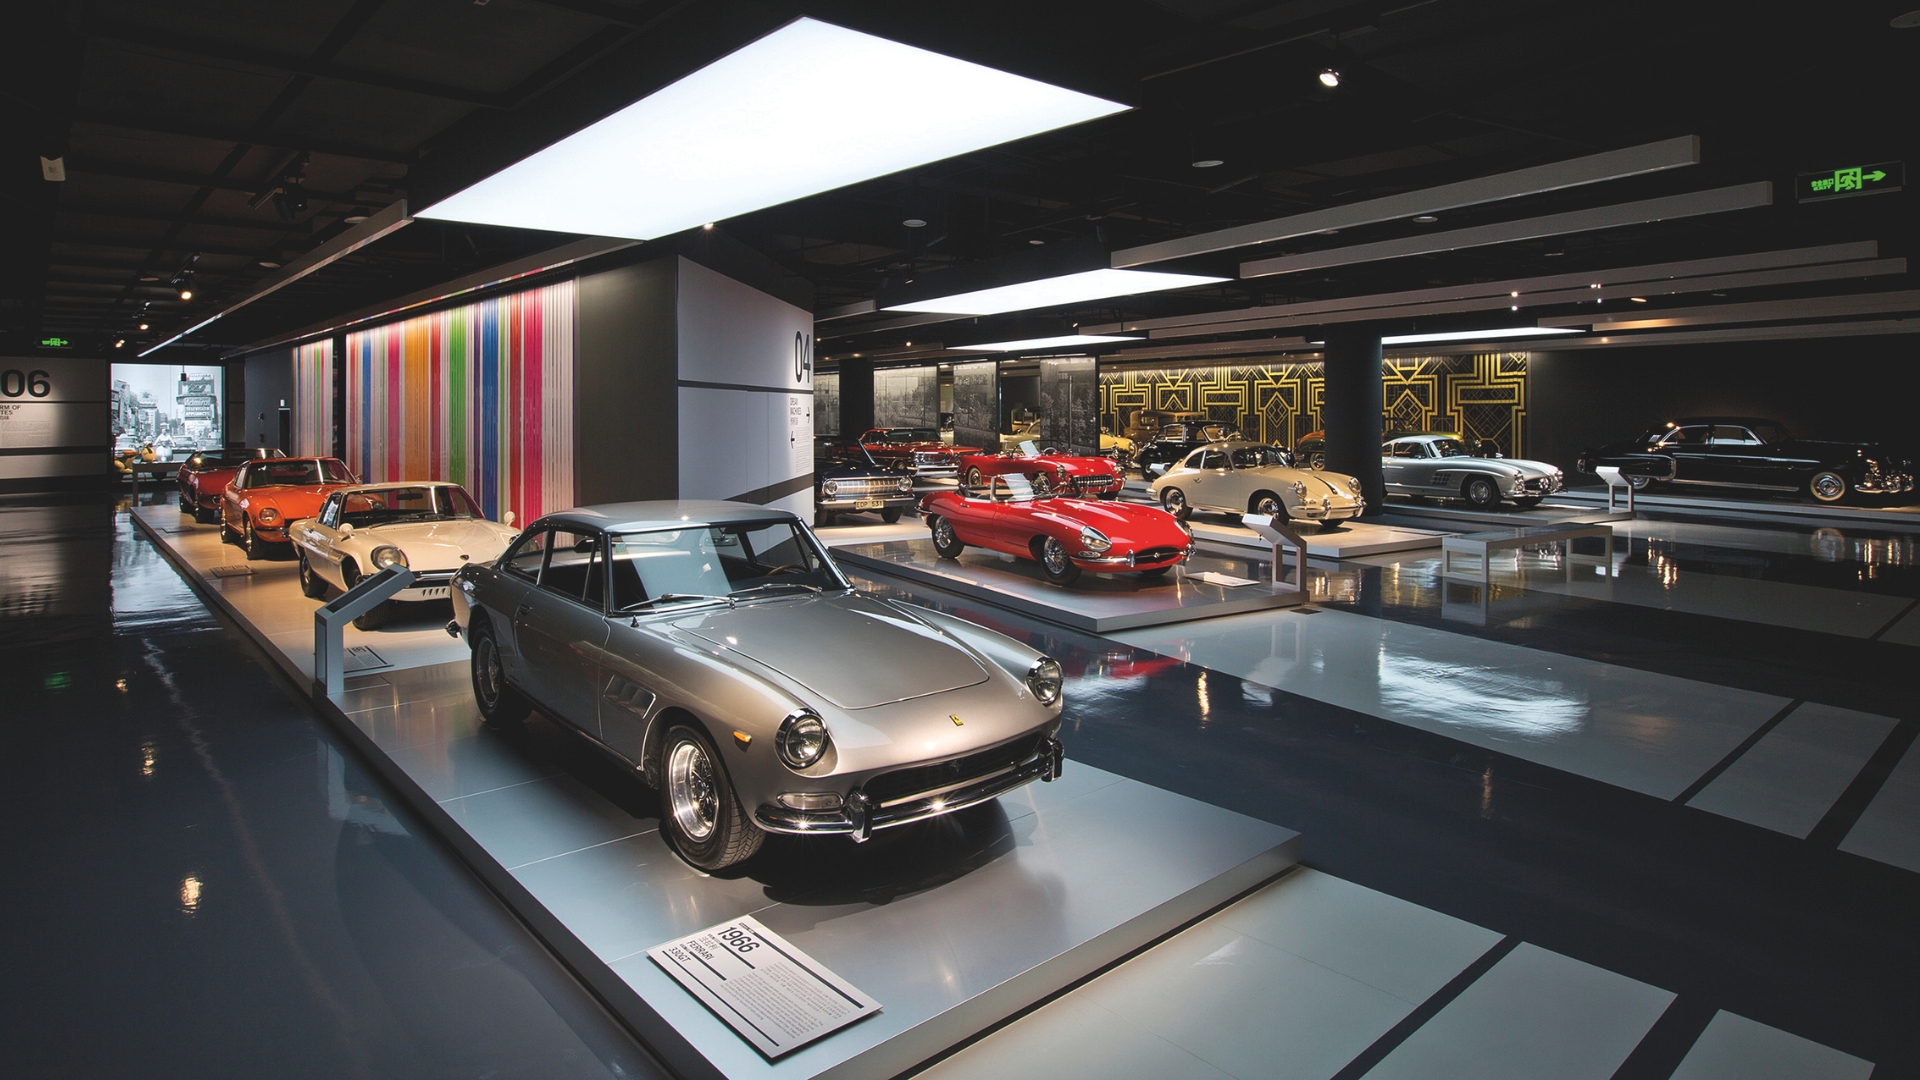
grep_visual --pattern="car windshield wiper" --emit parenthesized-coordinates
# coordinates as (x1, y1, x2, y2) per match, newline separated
(731, 581, 822, 600)
(621, 592, 733, 612)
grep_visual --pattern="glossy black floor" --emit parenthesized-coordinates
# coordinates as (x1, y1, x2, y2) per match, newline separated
(4, 492, 1915, 1077)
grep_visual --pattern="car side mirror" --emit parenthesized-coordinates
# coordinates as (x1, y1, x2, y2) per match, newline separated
(339, 523, 354, 536)
(503, 511, 516, 527)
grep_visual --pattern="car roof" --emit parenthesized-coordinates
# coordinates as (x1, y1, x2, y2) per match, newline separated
(1196, 440, 1274, 453)
(333, 480, 461, 493)
(1668, 417, 1779, 427)
(538, 500, 798, 532)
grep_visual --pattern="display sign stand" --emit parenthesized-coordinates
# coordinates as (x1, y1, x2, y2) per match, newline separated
(1237, 514, 1313, 604)
(1594, 465, 1637, 515)
(313, 565, 413, 699)
(650, 916, 881, 1060)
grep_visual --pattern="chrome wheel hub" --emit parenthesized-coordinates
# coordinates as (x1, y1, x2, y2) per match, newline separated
(1812, 474, 1845, 500)
(934, 517, 956, 546)
(1256, 496, 1280, 516)
(667, 740, 719, 841)
(476, 638, 502, 706)
(1043, 538, 1071, 573)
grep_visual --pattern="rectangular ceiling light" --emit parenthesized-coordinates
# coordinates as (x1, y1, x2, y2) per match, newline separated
(884, 268, 1225, 315)
(952, 334, 1140, 352)
(415, 18, 1129, 240)
(1379, 327, 1585, 345)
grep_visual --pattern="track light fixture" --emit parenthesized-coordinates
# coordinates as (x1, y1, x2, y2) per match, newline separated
(1318, 68, 1341, 88)
(138, 322, 149, 331)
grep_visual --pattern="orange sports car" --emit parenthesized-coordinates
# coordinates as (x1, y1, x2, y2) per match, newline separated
(221, 456, 358, 558)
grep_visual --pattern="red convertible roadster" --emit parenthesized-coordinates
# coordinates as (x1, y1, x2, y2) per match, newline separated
(920, 475, 1191, 585)
(957, 445, 1124, 498)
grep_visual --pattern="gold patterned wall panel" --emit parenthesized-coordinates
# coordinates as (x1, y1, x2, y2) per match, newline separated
(1099, 353, 1527, 453)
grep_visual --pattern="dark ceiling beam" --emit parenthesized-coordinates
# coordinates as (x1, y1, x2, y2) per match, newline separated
(518, 0, 678, 30)
(69, 108, 414, 164)
(56, 204, 322, 233)
(62, 157, 362, 203)
(85, 26, 503, 106)
(53, 233, 271, 258)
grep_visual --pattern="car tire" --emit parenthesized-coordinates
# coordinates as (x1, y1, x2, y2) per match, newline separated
(929, 515, 965, 559)
(814, 509, 834, 528)
(1139, 565, 1172, 577)
(178, 490, 193, 513)
(298, 553, 328, 599)
(1159, 487, 1193, 521)
(880, 507, 903, 524)
(1626, 475, 1654, 491)
(1809, 471, 1849, 503)
(470, 618, 531, 727)
(1462, 476, 1501, 509)
(1310, 453, 1326, 470)
(242, 517, 264, 559)
(965, 466, 985, 488)
(1247, 491, 1289, 523)
(658, 724, 764, 871)
(1035, 536, 1082, 586)
(219, 511, 236, 544)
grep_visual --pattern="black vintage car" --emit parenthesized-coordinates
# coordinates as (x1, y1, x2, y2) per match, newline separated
(1577, 418, 1913, 504)
(1134, 421, 1243, 476)
(813, 437, 918, 525)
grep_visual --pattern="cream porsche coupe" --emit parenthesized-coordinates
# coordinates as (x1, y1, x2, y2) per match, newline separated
(290, 481, 519, 629)
(1149, 440, 1366, 529)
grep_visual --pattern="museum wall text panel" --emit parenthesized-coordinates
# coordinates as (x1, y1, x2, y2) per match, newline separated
(1039, 356, 1099, 455)
(814, 371, 840, 436)
(874, 364, 941, 429)
(343, 279, 577, 526)
(950, 360, 998, 451)
(0, 357, 109, 487)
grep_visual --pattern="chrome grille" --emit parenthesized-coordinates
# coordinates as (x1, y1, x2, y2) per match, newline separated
(1132, 546, 1184, 564)
(829, 476, 908, 496)
(865, 734, 1046, 807)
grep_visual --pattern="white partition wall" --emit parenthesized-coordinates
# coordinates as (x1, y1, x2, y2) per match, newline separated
(675, 257, 814, 517)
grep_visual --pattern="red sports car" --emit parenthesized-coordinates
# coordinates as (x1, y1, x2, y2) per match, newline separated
(957, 447, 1124, 498)
(859, 427, 983, 479)
(221, 456, 358, 558)
(920, 475, 1192, 586)
(176, 447, 285, 521)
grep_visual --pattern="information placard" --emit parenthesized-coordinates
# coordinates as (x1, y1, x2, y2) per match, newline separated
(649, 916, 879, 1059)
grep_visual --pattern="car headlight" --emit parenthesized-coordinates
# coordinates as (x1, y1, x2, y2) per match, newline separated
(822, 480, 838, 497)
(898, 476, 912, 492)
(1079, 527, 1111, 552)
(256, 507, 281, 525)
(1027, 657, 1064, 706)
(776, 710, 830, 769)
(1290, 481, 1306, 496)
(371, 545, 409, 570)
(1346, 475, 1362, 494)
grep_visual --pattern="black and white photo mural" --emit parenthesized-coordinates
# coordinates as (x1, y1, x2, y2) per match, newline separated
(1038, 356, 1098, 455)
(950, 360, 998, 452)
(874, 364, 940, 429)
(813, 371, 840, 435)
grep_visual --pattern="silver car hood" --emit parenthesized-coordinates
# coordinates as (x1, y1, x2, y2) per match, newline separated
(677, 592, 990, 710)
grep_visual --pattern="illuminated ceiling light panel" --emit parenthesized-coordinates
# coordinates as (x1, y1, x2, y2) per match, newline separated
(952, 334, 1140, 352)
(417, 18, 1130, 240)
(886, 268, 1225, 315)
(1380, 326, 1586, 345)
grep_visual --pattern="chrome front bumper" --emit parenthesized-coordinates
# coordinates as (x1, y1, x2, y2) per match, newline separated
(819, 493, 918, 511)
(754, 736, 1065, 840)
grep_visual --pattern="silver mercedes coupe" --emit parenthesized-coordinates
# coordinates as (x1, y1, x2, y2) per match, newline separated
(447, 500, 1065, 870)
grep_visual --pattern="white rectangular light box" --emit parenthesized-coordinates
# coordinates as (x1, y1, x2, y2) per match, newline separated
(1379, 326, 1585, 345)
(952, 334, 1139, 353)
(416, 18, 1130, 240)
(884, 268, 1226, 315)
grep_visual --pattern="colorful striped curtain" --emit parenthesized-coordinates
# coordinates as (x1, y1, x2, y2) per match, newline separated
(344, 279, 576, 526)
(292, 340, 333, 458)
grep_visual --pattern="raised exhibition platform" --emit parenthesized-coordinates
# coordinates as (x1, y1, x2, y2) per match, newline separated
(834, 537, 1311, 632)
(131, 503, 1302, 1080)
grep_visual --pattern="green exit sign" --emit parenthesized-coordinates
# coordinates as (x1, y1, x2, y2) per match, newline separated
(38, 336, 72, 348)
(1796, 162, 1903, 202)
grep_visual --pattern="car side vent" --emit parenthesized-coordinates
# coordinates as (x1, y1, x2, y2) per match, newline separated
(603, 679, 656, 717)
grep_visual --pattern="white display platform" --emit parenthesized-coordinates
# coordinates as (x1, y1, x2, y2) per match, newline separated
(834, 538, 1310, 632)
(132, 505, 1302, 1080)
(1185, 518, 1446, 558)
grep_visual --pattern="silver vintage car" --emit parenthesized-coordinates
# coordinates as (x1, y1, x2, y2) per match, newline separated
(448, 500, 1065, 870)
(1382, 433, 1563, 508)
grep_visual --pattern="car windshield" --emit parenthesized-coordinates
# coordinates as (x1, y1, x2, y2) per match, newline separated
(608, 520, 845, 610)
(340, 485, 480, 528)
(1431, 439, 1473, 457)
(878, 428, 939, 442)
(244, 459, 351, 488)
(987, 474, 1047, 502)
(817, 439, 880, 468)
(1230, 446, 1288, 468)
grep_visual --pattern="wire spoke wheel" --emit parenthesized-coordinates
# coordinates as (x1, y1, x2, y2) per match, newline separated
(667, 739, 720, 842)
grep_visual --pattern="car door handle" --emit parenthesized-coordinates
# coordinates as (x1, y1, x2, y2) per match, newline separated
(515, 601, 535, 617)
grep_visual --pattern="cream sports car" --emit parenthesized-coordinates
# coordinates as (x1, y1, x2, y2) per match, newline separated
(290, 481, 519, 629)
(1150, 440, 1365, 529)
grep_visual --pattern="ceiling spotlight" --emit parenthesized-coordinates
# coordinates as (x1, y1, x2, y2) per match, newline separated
(140, 273, 160, 282)
(137, 322, 149, 331)
(1509, 291, 1519, 297)
(257, 260, 282, 269)
(342, 209, 369, 223)
(903, 218, 927, 228)
(1318, 68, 1341, 88)
(1191, 158, 1224, 168)
(1412, 214, 1438, 223)
(701, 222, 714, 230)
(179, 288, 193, 301)
(1028, 238, 1045, 245)
(114, 339, 125, 348)
(1630, 296, 1648, 303)
(1892, 9, 1920, 27)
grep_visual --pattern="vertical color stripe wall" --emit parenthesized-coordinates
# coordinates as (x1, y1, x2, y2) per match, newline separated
(292, 340, 333, 458)
(343, 279, 576, 526)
